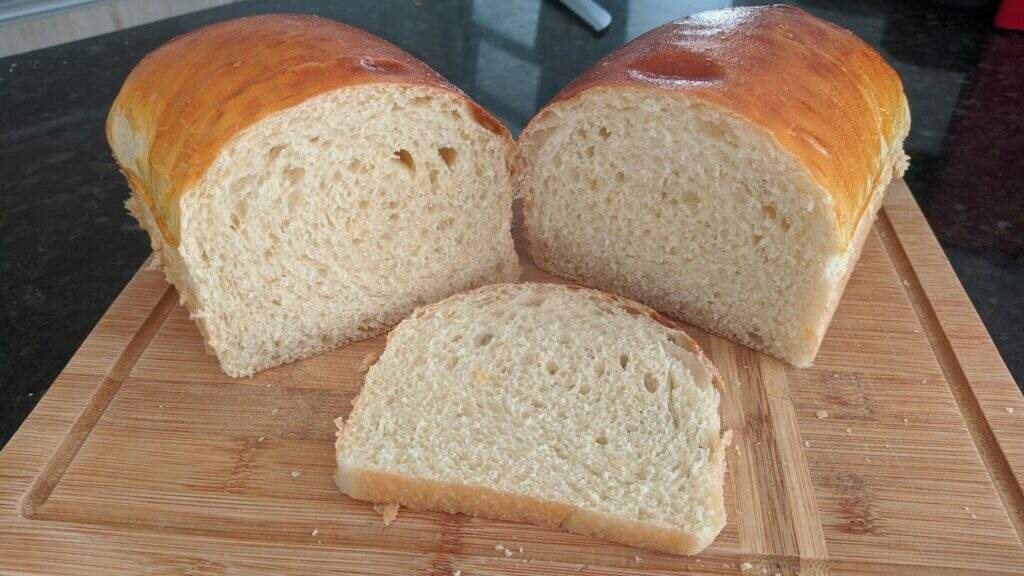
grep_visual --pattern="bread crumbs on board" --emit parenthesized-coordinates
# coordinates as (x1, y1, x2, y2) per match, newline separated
(815, 409, 829, 419)
(373, 502, 400, 526)
(358, 351, 381, 372)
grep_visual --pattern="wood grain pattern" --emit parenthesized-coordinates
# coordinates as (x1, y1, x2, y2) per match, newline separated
(0, 180, 1021, 575)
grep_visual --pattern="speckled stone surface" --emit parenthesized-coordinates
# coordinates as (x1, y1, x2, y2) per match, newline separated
(1, 0, 1021, 446)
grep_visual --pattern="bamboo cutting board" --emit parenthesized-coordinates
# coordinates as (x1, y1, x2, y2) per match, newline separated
(1, 181, 1022, 575)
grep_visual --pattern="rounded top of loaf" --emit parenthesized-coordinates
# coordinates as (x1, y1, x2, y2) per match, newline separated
(107, 14, 513, 246)
(524, 5, 910, 247)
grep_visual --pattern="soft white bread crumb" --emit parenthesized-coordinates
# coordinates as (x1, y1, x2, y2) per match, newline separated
(520, 90, 906, 367)
(129, 84, 519, 377)
(335, 283, 727, 555)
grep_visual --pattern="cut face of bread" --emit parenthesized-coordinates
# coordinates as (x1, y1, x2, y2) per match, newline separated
(335, 283, 727, 555)
(118, 84, 518, 376)
(518, 6, 911, 368)
(521, 90, 903, 366)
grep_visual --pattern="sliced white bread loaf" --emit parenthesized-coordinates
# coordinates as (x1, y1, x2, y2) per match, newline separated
(107, 15, 520, 377)
(334, 283, 728, 555)
(519, 6, 910, 367)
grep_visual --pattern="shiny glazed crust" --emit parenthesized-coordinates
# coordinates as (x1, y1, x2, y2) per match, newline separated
(106, 14, 515, 246)
(521, 4, 910, 248)
(336, 282, 728, 555)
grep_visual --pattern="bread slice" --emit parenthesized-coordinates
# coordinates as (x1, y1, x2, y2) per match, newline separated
(518, 6, 910, 367)
(334, 283, 728, 555)
(107, 15, 520, 377)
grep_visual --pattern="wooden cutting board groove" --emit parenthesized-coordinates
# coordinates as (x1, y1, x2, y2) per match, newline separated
(1, 180, 1022, 575)
(877, 211, 1024, 539)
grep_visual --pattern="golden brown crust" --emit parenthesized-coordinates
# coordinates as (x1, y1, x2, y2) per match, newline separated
(107, 14, 513, 246)
(522, 4, 909, 246)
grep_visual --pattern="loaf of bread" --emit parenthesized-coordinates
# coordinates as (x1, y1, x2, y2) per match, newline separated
(107, 15, 520, 377)
(335, 283, 728, 555)
(519, 6, 910, 366)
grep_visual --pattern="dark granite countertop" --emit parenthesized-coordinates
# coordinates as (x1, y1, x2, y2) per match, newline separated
(2, 0, 1021, 447)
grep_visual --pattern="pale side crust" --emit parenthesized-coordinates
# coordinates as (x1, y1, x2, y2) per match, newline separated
(334, 466, 710, 556)
(335, 282, 727, 556)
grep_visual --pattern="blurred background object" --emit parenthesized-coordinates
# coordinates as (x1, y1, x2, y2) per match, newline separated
(0, 0, 238, 57)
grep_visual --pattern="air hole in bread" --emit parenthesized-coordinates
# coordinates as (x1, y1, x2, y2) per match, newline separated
(670, 371, 682, 391)
(357, 199, 369, 211)
(761, 204, 778, 220)
(474, 332, 493, 347)
(579, 383, 591, 395)
(546, 360, 559, 375)
(680, 191, 700, 207)
(438, 147, 457, 168)
(393, 149, 416, 173)
(558, 334, 571, 346)
(595, 435, 608, 445)
(447, 356, 459, 370)
(598, 127, 611, 140)
(780, 218, 792, 232)
(412, 95, 433, 106)
(267, 144, 285, 161)
(438, 217, 454, 232)
(428, 168, 439, 186)
(309, 136, 320, 144)
(520, 295, 545, 307)
(619, 354, 630, 370)
(229, 213, 241, 230)
(752, 233, 763, 245)
(575, 127, 587, 139)
(232, 197, 249, 220)
(229, 174, 255, 196)
(346, 159, 362, 173)
(595, 362, 606, 378)
(531, 399, 546, 409)
(644, 373, 659, 393)
(614, 171, 625, 183)
(283, 166, 305, 186)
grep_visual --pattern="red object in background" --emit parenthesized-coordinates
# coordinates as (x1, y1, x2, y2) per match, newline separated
(995, 0, 1024, 30)
(931, 29, 1024, 260)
